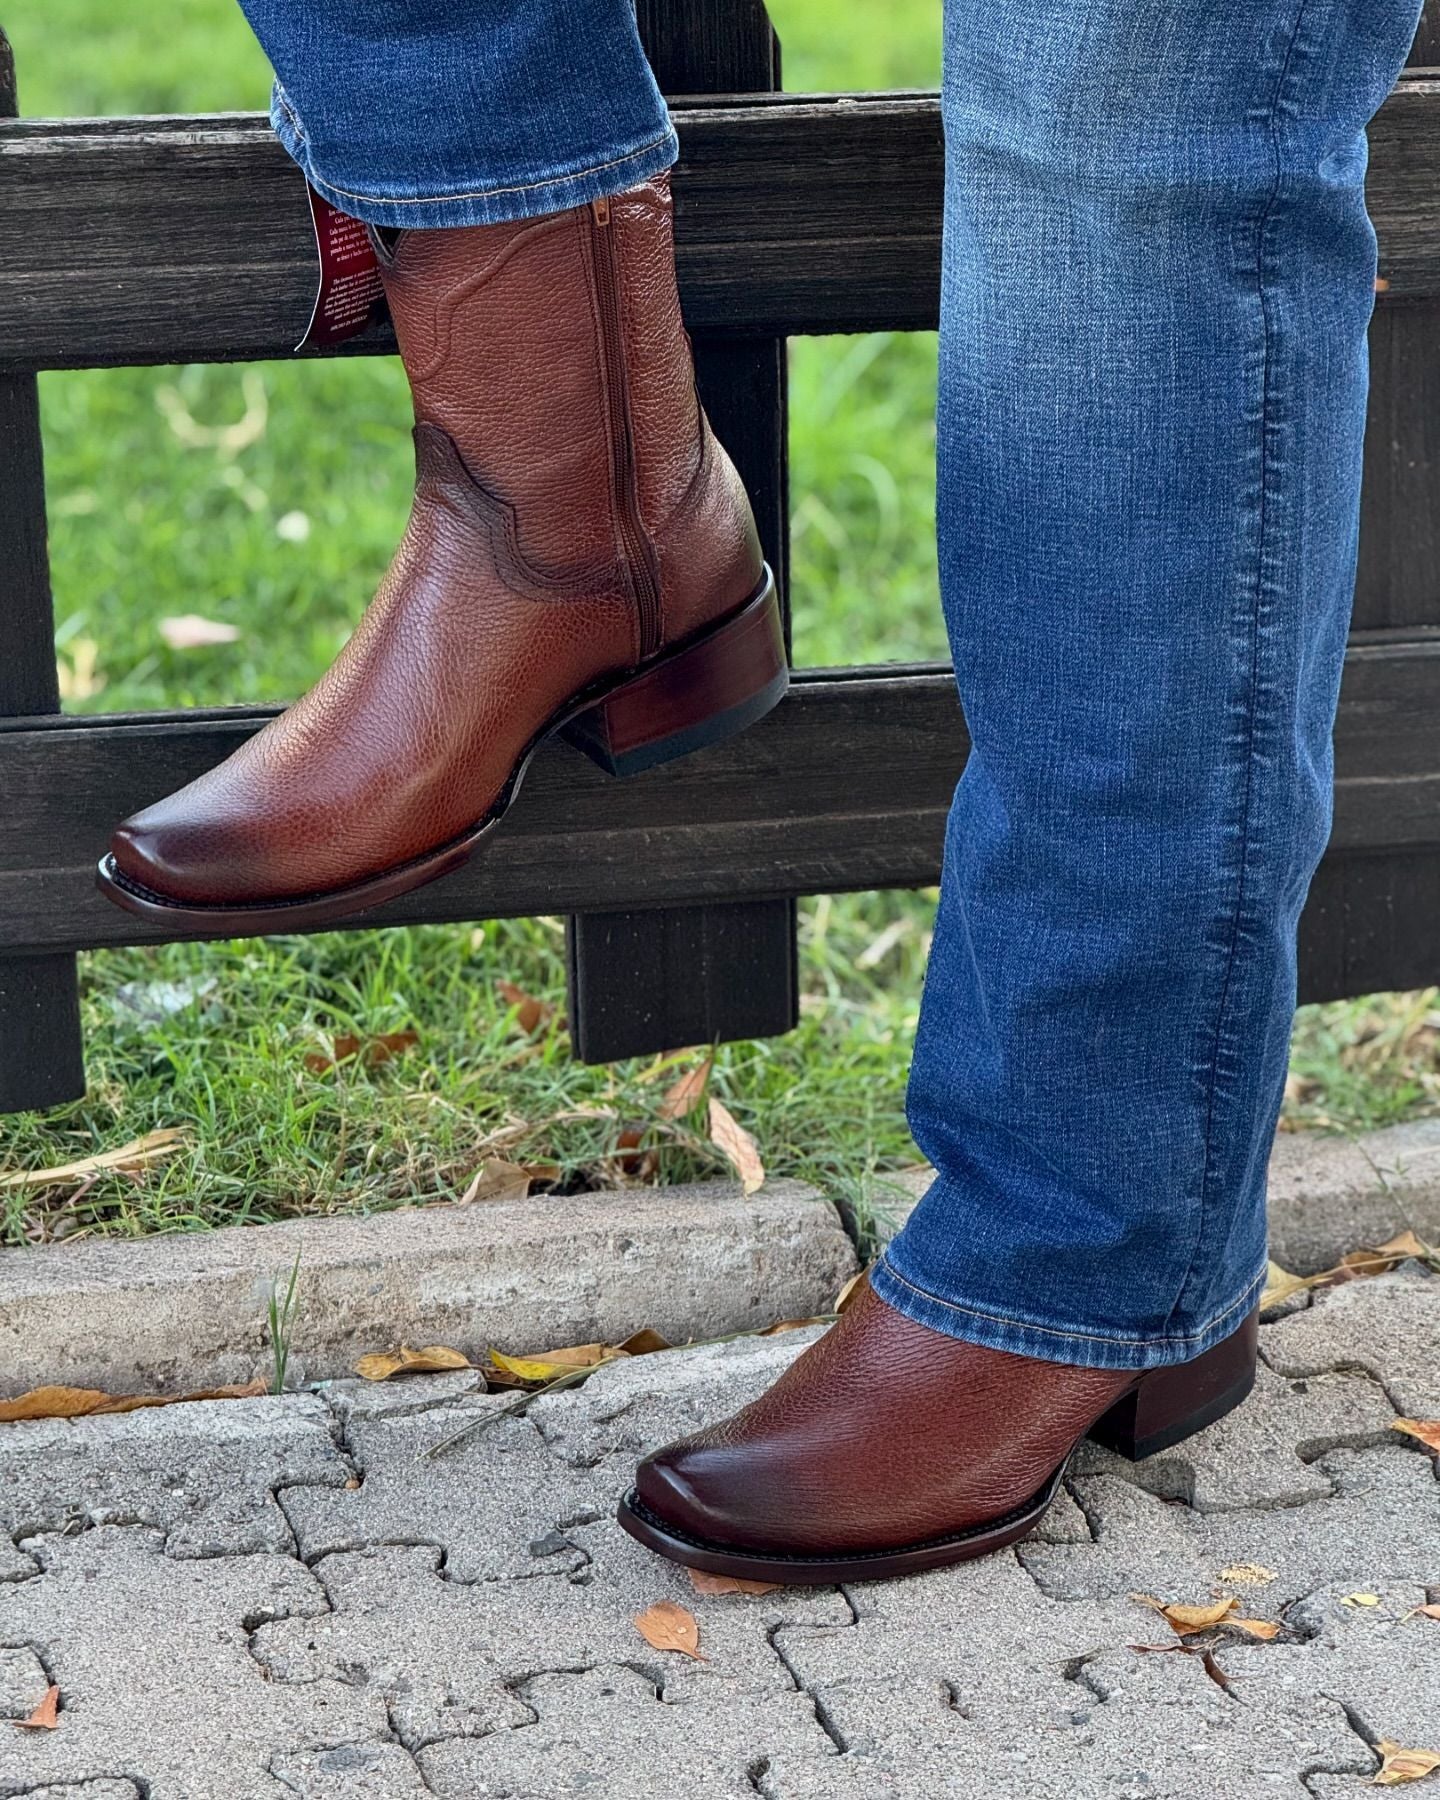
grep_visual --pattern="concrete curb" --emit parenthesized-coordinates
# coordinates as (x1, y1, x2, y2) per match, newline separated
(0, 1179, 858, 1398)
(870, 1118, 1440, 1272)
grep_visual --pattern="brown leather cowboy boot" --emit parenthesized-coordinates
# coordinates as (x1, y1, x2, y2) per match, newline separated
(97, 175, 783, 929)
(618, 1278, 1258, 1584)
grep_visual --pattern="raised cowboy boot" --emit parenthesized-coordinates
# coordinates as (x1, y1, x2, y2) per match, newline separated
(619, 1278, 1258, 1583)
(98, 175, 783, 929)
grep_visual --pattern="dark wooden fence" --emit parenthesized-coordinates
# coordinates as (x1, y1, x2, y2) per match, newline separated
(1, 3, 1438, 1111)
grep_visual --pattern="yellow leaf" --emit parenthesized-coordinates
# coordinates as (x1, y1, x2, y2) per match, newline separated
(14, 1684, 59, 1730)
(0, 1379, 265, 1423)
(708, 1097, 765, 1195)
(1134, 1593, 1238, 1635)
(1232, 1618, 1281, 1640)
(488, 1343, 617, 1384)
(1392, 1419, 1440, 1453)
(353, 1345, 473, 1383)
(1375, 1741, 1440, 1785)
(1344, 1593, 1382, 1608)
(687, 1567, 782, 1597)
(0, 1128, 186, 1191)
(1260, 1260, 1312, 1309)
(456, 1158, 532, 1207)
(633, 1599, 707, 1661)
(660, 1058, 713, 1121)
(1219, 1563, 1278, 1587)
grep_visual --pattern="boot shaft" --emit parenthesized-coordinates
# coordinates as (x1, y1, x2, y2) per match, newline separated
(377, 175, 703, 591)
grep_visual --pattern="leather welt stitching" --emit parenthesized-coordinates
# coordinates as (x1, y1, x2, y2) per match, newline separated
(414, 425, 625, 604)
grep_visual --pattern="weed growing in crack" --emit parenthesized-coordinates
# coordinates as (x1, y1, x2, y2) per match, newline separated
(261, 1248, 302, 1394)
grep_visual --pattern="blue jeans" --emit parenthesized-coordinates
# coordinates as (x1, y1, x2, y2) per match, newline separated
(240, 0, 1421, 1369)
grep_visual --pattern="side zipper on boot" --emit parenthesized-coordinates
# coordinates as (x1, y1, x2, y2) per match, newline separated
(590, 196, 663, 662)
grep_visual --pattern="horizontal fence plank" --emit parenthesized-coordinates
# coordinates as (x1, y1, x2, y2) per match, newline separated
(1, 77, 1437, 369)
(1, 638, 1437, 956)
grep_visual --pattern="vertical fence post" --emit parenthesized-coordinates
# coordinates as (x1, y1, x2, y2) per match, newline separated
(565, 0, 799, 1062)
(0, 31, 87, 1114)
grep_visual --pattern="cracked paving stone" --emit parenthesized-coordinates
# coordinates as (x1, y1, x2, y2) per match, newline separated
(775, 1551, 1143, 1704)
(0, 1396, 349, 1559)
(1263, 1267, 1440, 1421)
(1030, 1483, 1093, 1546)
(1021, 1447, 1440, 1607)
(525, 1329, 826, 1473)
(268, 1742, 434, 1796)
(320, 1372, 489, 1430)
(0, 1645, 51, 1718)
(0, 1525, 387, 1799)
(1, 1538, 39, 1582)
(416, 1663, 838, 1798)
(253, 1520, 849, 1750)
(764, 1649, 1370, 1798)
(7, 1786, 146, 1799)
(1214, 1582, 1440, 1749)
(1069, 1358, 1398, 1512)
(279, 1398, 611, 1582)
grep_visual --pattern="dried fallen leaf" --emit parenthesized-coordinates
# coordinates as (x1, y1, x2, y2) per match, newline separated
(1219, 1563, 1278, 1587)
(758, 1316, 832, 1336)
(159, 613, 241, 649)
(1337, 1230, 1431, 1279)
(1392, 1419, 1440, 1453)
(687, 1568, 782, 1598)
(1260, 1260, 1312, 1309)
(1405, 1604, 1440, 1623)
(0, 1128, 186, 1191)
(496, 980, 554, 1036)
(489, 1343, 618, 1384)
(634, 1599, 706, 1661)
(1232, 1618, 1281, 1640)
(834, 1271, 866, 1314)
(1375, 1741, 1440, 1786)
(1344, 1592, 1383, 1608)
(615, 1328, 671, 1357)
(1134, 1593, 1238, 1636)
(353, 1345, 473, 1383)
(660, 1058, 713, 1121)
(14, 1685, 59, 1730)
(304, 1030, 419, 1074)
(708, 1097, 765, 1195)
(456, 1158, 532, 1207)
(0, 1378, 265, 1423)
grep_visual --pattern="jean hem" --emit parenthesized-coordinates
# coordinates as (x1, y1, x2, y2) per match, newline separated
(270, 85, 679, 228)
(868, 1250, 1269, 1372)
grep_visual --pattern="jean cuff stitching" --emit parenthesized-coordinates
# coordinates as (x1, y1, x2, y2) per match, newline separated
(289, 126, 677, 211)
(873, 1253, 1268, 1351)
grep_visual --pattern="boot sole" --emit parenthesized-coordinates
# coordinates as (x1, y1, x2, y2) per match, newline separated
(96, 568, 784, 934)
(616, 1308, 1257, 1585)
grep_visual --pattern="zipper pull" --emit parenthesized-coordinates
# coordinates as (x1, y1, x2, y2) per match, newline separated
(592, 196, 611, 227)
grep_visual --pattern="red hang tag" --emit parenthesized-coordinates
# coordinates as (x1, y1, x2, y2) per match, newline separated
(295, 184, 385, 352)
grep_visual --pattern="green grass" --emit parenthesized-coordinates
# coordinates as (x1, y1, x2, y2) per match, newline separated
(0, 1, 1432, 1253)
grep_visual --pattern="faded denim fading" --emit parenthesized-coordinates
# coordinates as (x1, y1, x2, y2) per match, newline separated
(237, 0, 1423, 1368)
(236, 0, 677, 227)
(871, 0, 1424, 1366)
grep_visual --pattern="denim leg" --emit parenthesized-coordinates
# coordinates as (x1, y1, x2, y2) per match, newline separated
(872, 0, 1423, 1369)
(236, 0, 676, 226)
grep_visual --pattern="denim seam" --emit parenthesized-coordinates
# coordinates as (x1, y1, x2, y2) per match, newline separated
(875, 1250, 1268, 1351)
(278, 97, 675, 210)
(1169, 0, 1314, 1335)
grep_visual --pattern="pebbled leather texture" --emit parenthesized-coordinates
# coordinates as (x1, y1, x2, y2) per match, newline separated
(107, 173, 765, 908)
(636, 1279, 1157, 1558)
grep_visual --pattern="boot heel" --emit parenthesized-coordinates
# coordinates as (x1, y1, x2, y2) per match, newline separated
(1089, 1309, 1259, 1462)
(563, 568, 786, 778)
